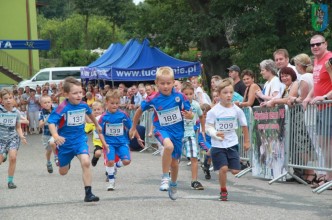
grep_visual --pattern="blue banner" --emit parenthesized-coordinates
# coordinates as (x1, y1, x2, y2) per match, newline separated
(0, 40, 50, 50)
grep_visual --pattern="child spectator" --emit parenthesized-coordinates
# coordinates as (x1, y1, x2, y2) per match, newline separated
(190, 76, 212, 105)
(205, 78, 249, 201)
(47, 77, 101, 202)
(0, 89, 27, 189)
(39, 95, 58, 173)
(98, 90, 144, 191)
(181, 82, 205, 190)
(129, 66, 193, 200)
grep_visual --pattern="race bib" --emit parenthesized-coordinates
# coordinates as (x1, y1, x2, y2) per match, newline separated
(215, 117, 237, 131)
(0, 113, 17, 127)
(105, 123, 124, 136)
(67, 109, 85, 126)
(157, 106, 182, 126)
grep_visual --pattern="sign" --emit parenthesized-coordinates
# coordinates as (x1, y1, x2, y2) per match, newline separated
(312, 4, 328, 32)
(251, 105, 287, 180)
(0, 40, 50, 50)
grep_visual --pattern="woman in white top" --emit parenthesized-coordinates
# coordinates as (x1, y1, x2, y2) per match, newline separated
(255, 59, 284, 106)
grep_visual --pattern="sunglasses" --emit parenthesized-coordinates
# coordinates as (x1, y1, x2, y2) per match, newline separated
(310, 42, 325, 47)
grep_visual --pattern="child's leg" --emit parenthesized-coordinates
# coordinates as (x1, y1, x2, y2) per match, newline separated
(170, 158, 179, 182)
(78, 154, 92, 186)
(190, 157, 198, 180)
(219, 165, 228, 188)
(7, 149, 18, 188)
(162, 138, 174, 174)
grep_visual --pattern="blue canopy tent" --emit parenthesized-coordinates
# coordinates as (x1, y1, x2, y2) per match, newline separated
(81, 39, 201, 82)
(80, 42, 124, 80)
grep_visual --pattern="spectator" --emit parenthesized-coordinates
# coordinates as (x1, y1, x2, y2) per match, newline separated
(138, 84, 147, 100)
(190, 76, 211, 105)
(27, 88, 40, 134)
(274, 49, 301, 80)
(94, 86, 103, 101)
(255, 59, 284, 105)
(303, 34, 332, 187)
(174, 80, 182, 92)
(131, 85, 143, 110)
(211, 75, 222, 92)
(235, 69, 262, 107)
(227, 65, 246, 96)
(86, 92, 95, 107)
(145, 84, 157, 97)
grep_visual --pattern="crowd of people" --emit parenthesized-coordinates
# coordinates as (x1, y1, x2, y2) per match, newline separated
(0, 34, 331, 202)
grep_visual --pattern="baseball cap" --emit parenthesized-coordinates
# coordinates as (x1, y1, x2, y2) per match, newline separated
(227, 65, 241, 72)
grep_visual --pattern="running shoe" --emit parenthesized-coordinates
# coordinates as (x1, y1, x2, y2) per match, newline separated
(168, 184, 178, 200)
(84, 193, 99, 202)
(8, 182, 17, 189)
(107, 182, 115, 191)
(219, 191, 228, 201)
(47, 163, 53, 173)
(159, 177, 169, 191)
(2, 152, 7, 163)
(91, 156, 99, 167)
(191, 181, 204, 190)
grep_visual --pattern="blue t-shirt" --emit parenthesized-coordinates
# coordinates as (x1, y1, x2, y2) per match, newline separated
(99, 109, 132, 145)
(140, 88, 191, 138)
(39, 108, 52, 136)
(47, 99, 91, 145)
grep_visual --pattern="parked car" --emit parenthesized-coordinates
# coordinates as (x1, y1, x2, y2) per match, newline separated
(18, 67, 83, 88)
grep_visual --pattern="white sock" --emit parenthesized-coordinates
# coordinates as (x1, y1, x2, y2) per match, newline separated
(116, 161, 123, 168)
(106, 166, 115, 183)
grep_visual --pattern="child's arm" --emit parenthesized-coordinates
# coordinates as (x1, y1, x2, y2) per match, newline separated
(242, 126, 250, 151)
(49, 123, 65, 145)
(206, 123, 224, 141)
(199, 115, 206, 140)
(16, 121, 27, 144)
(98, 132, 109, 153)
(129, 107, 143, 139)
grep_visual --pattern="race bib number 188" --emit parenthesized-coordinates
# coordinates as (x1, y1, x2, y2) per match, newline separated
(157, 106, 182, 126)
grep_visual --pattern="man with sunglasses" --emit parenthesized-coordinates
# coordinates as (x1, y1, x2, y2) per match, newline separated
(303, 34, 332, 187)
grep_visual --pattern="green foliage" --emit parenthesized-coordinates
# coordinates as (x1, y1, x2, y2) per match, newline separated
(61, 50, 99, 66)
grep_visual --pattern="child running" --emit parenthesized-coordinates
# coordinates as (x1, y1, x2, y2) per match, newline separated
(47, 77, 101, 202)
(98, 90, 144, 191)
(39, 95, 58, 173)
(181, 82, 205, 190)
(0, 89, 27, 189)
(205, 78, 249, 201)
(129, 66, 193, 200)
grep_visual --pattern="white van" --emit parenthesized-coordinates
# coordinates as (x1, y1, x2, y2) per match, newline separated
(18, 67, 83, 88)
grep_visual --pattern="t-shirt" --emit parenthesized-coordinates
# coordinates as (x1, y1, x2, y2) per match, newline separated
(313, 51, 332, 97)
(47, 99, 91, 145)
(140, 88, 191, 138)
(85, 115, 102, 147)
(99, 110, 131, 145)
(234, 80, 246, 97)
(184, 100, 202, 137)
(206, 103, 247, 149)
(195, 86, 211, 105)
(0, 105, 20, 140)
(39, 108, 52, 136)
(262, 76, 284, 98)
(298, 73, 313, 97)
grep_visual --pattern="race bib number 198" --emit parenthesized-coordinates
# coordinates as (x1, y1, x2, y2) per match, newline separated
(67, 109, 85, 126)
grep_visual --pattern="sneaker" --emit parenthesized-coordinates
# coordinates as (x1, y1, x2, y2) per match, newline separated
(84, 193, 99, 202)
(107, 182, 115, 191)
(2, 153, 7, 163)
(47, 163, 53, 173)
(219, 191, 228, 201)
(54, 157, 59, 166)
(187, 161, 191, 166)
(203, 167, 211, 180)
(91, 156, 99, 167)
(8, 182, 17, 189)
(191, 181, 204, 190)
(159, 177, 169, 191)
(168, 184, 178, 200)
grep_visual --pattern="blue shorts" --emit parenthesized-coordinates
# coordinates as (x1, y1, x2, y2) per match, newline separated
(106, 144, 131, 161)
(58, 142, 89, 167)
(211, 145, 241, 171)
(154, 129, 183, 159)
(316, 107, 332, 137)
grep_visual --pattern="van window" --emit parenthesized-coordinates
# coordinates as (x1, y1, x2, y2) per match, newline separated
(34, 71, 50, 81)
(52, 70, 81, 80)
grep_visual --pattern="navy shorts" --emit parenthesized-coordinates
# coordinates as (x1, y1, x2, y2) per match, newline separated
(211, 145, 241, 171)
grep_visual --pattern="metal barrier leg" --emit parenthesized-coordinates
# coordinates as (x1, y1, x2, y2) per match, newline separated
(139, 144, 158, 153)
(235, 167, 252, 178)
(152, 149, 161, 156)
(312, 180, 332, 194)
(268, 172, 288, 185)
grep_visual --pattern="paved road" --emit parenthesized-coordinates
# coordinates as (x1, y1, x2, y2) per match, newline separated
(1, 134, 332, 220)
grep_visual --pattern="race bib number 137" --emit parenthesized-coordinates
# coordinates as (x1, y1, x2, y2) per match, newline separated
(67, 109, 85, 126)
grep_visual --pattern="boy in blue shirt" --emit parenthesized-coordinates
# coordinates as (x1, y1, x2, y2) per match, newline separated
(48, 77, 101, 202)
(98, 90, 144, 191)
(129, 66, 193, 200)
(39, 95, 58, 173)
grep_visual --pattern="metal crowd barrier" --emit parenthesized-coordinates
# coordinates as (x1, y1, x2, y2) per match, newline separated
(266, 101, 332, 194)
(140, 109, 160, 154)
